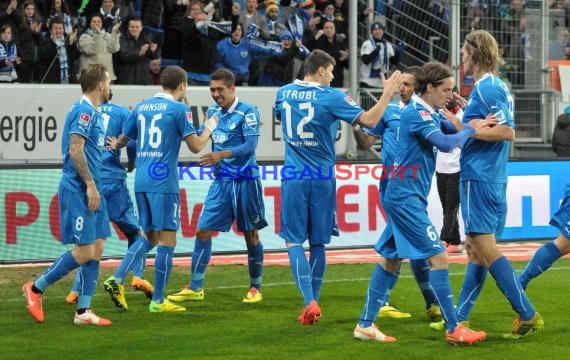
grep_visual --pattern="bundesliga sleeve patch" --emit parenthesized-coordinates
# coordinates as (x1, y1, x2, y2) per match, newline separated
(419, 110, 433, 121)
(344, 96, 358, 107)
(245, 113, 258, 127)
(186, 111, 193, 124)
(79, 113, 91, 126)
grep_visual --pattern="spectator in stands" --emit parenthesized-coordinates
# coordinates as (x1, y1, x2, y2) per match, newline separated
(148, 56, 161, 85)
(552, 107, 570, 157)
(48, 0, 77, 35)
(259, 29, 303, 86)
(306, 19, 347, 87)
(239, 0, 270, 40)
(549, 27, 570, 60)
(181, 0, 236, 85)
(16, 0, 42, 83)
(115, 16, 158, 85)
(497, 43, 516, 87)
(237, 0, 271, 86)
(140, 0, 166, 54)
(359, 22, 394, 88)
(321, 1, 345, 40)
(265, 2, 285, 41)
(162, 0, 187, 60)
(0, 0, 21, 36)
(38, 17, 79, 83)
(0, 23, 19, 82)
(215, 22, 281, 86)
(99, 0, 122, 33)
(498, 0, 526, 87)
(78, 13, 121, 82)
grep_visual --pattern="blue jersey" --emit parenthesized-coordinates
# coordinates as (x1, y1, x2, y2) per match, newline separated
(207, 97, 260, 179)
(60, 95, 105, 193)
(99, 102, 132, 182)
(362, 101, 402, 167)
(274, 79, 364, 173)
(124, 93, 196, 193)
(216, 38, 281, 80)
(460, 73, 514, 183)
(385, 95, 442, 206)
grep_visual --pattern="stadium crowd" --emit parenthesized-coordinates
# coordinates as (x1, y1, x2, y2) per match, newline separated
(0, 0, 568, 87)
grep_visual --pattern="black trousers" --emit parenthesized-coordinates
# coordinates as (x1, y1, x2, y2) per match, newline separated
(436, 171, 461, 245)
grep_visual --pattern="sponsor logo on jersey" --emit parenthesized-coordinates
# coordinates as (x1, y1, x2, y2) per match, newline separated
(344, 96, 358, 107)
(79, 113, 91, 126)
(419, 110, 432, 121)
(245, 113, 258, 127)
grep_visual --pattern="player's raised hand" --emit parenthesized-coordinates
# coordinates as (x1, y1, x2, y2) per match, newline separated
(381, 70, 402, 95)
(453, 91, 467, 109)
(204, 112, 218, 132)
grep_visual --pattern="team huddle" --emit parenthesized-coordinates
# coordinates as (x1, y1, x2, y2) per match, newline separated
(22, 30, 569, 346)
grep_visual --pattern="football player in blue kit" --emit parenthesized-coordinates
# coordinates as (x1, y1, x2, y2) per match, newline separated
(106, 66, 217, 313)
(23, 64, 113, 326)
(274, 49, 403, 325)
(355, 62, 494, 344)
(518, 179, 570, 287)
(66, 96, 154, 305)
(354, 66, 441, 322)
(443, 29, 544, 339)
(168, 68, 268, 304)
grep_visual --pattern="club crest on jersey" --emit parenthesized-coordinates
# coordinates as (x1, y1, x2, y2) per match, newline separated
(245, 113, 258, 127)
(79, 113, 91, 126)
(344, 96, 358, 107)
(419, 110, 433, 121)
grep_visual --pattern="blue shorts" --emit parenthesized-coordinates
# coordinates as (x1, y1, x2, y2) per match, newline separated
(374, 219, 400, 259)
(460, 180, 507, 235)
(101, 180, 141, 235)
(58, 183, 111, 245)
(374, 188, 400, 259)
(135, 192, 180, 232)
(279, 179, 339, 245)
(550, 191, 570, 239)
(384, 200, 446, 260)
(198, 179, 268, 232)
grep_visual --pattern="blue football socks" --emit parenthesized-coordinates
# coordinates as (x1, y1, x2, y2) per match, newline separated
(77, 259, 99, 310)
(359, 264, 396, 328)
(410, 258, 437, 308)
(489, 256, 535, 321)
(430, 269, 458, 333)
(288, 244, 314, 306)
(152, 245, 174, 303)
(35, 251, 79, 292)
(309, 244, 326, 301)
(246, 242, 264, 290)
(190, 238, 212, 291)
(518, 241, 562, 289)
(456, 262, 488, 322)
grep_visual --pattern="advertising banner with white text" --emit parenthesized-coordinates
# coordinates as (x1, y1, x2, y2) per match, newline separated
(1, 161, 567, 262)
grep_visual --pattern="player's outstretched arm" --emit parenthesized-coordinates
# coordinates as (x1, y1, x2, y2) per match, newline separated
(69, 134, 100, 211)
(357, 70, 402, 128)
(185, 113, 218, 153)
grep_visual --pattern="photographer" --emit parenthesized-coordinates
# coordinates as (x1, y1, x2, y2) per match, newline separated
(115, 16, 158, 85)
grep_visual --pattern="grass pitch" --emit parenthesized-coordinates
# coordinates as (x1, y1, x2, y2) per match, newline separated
(2, 259, 568, 360)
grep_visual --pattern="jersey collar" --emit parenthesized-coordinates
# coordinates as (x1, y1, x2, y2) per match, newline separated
(293, 79, 323, 88)
(412, 93, 437, 113)
(224, 96, 239, 113)
(155, 92, 175, 100)
(80, 95, 96, 109)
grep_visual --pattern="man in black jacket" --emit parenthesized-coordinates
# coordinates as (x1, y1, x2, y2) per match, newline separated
(38, 17, 80, 84)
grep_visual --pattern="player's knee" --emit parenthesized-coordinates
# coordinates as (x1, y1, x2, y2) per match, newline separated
(197, 229, 214, 241)
(244, 230, 260, 246)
